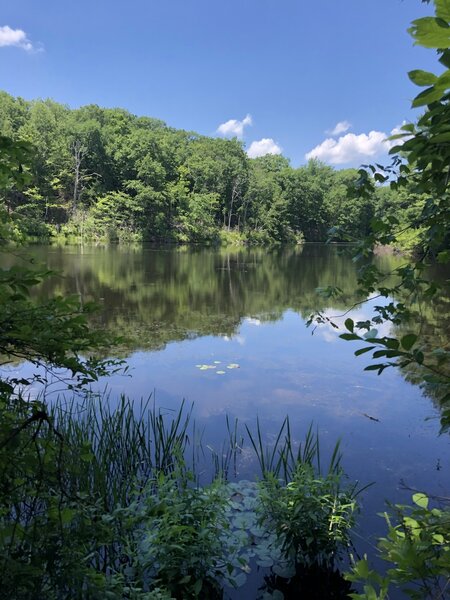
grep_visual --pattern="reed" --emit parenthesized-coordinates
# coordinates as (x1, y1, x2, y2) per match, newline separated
(51, 394, 194, 509)
(245, 417, 342, 482)
(207, 415, 243, 481)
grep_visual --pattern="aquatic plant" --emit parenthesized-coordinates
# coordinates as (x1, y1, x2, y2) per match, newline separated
(245, 416, 341, 482)
(52, 394, 194, 509)
(346, 493, 450, 600)
(257, 463, 359, 570)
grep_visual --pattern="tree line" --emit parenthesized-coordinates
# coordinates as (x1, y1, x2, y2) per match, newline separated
(0, 91, 413, 245)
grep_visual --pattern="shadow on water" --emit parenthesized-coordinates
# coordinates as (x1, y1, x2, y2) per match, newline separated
(261, 566, 353, 600)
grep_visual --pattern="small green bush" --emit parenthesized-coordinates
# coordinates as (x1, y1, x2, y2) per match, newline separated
(346, 493, 450, 600)
(133, 474, 236, 599)
(258, 463, 358, 569)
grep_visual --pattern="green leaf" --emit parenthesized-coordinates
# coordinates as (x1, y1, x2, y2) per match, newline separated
(435, 69, 450, 89)
(193, 578, 203, 595)
(401, 334, 417, 351)
(372, 350, 388, 359)
(344, 318, 354, 332)
(385, 338, 400, 350)
(439, 49, 450, 68)
(354, 346, 376, 356)
(412, 86, 444, 108)
(429, 132, 450, 144)
(437, 250, 450, 263)
(340, 333, 361, 341)
(436, 0, 450, 22)
(412, 493, 429, 509)
(409, 17, 450, 49)
(408, 69, 438, 86)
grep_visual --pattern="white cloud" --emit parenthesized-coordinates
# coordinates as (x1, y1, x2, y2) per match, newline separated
(306, 130, 392, 165)
(328, 120, 351, 136)
(306, 121, 411, 166)
(0, 25, 36, 52)
(217, 114, 252, 138)
(247, 138, 282, 159)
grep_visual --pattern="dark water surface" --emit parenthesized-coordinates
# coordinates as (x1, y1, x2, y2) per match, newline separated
(5, 243, 449, 597)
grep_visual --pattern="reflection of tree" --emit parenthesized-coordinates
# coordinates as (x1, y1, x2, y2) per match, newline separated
(4, 244, 447, 423)
(11, 245, 401, 357)
(393, 264, 450, 429)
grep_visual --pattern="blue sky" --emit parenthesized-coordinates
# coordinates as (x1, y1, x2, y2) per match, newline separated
(0, 0, 439, 167)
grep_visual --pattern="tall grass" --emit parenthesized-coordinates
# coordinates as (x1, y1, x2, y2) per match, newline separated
(207, 415, 243, 481)
(53, 395, 347, 503)
(1, 392, 364, 597)
(245, 417, 342, 482)
(52, 394, 194, 509)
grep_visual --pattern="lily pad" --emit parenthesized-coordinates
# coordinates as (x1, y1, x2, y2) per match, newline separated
(256, 557, 274, 568)
(231, 571, 247, 588)
(227, 363, 240, 369)
(272, 562, 296, 579)
(216, 370, 226, 375)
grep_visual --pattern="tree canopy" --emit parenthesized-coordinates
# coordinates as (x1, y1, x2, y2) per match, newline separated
(0, 92, 406, 246)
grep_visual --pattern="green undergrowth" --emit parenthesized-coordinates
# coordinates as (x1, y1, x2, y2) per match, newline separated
(1, 393, 362, 599)
(1, 392, 449, 599)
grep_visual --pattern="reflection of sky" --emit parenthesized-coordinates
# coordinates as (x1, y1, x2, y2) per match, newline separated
(316, 294, 393, 343)
(2, 307, 449, 576)
(89, 310, 448, 506)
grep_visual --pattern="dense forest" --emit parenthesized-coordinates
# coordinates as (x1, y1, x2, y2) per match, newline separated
(0, 91, 416, 245)
(0, 0, 449, 597)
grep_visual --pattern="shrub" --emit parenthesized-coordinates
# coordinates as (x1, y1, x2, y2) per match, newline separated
(132, 474, 236, 599)
(346, 493, 450, 600)
(258, 462, 358, 569)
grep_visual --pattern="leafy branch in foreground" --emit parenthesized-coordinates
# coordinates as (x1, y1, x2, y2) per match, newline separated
(309, 0, 450, 429)
(346, 493, 450, 600)
(0, 263, 125, 396)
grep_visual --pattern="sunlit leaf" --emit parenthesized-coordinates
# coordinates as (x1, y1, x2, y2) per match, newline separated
(412, 493, 429, 509)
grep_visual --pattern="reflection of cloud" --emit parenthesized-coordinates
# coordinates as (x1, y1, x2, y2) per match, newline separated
(321, 328, 339, 343)
(317, 296, 393, 343)
(244, 317, 261, 326)
(222, 334, 246, 345)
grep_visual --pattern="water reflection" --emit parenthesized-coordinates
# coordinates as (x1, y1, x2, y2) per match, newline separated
(26, 244, 394, 353)
(3, 244, 449, 581)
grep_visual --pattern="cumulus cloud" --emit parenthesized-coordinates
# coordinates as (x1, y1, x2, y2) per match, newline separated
(306, 130, 391, 165)
(217, 114, 252, 138)
(0, 25, 36, 52)
(306, 121, 411, 166)
(328, 120, 351, 136)
(388, 121, 411, 148)
(247, 138, 282, 159)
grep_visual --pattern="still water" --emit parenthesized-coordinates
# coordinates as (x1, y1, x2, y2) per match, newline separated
(5, 243, 449, 594)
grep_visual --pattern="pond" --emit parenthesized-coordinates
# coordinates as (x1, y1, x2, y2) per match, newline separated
(4, 243, 449, 597)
